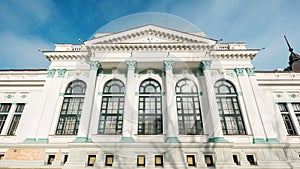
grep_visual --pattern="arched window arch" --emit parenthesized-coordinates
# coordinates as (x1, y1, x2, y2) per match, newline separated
(214, 80, 246, 135)
(138, 79, 162, 135)
(176, 79, 203, 135)
(98, 79, 125, 135)
(56, 80, 86, 135)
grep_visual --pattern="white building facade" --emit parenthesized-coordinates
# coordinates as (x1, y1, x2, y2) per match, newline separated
(0, 25, 300, 168)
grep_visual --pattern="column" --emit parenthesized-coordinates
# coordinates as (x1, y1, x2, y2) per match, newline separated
(74, 61, 100, 142)
(120, 60, 136, 142)
(163, 60, 180, 142)
(199, 60, 227, 142)
(245, 68, 280, 143)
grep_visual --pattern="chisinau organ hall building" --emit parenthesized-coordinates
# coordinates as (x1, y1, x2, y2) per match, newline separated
(1, 20, 300, 169)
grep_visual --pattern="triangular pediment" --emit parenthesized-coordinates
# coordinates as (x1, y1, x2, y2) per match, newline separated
(85, 25, 217, 45)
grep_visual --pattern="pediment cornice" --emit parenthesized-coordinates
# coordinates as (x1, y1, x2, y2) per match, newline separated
(85, 25, 217, 45)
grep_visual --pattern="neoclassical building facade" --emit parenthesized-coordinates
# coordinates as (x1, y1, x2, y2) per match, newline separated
(1, 25, 300, 168)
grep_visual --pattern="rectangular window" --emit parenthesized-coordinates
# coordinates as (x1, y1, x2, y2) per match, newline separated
(7, 103, 24, 135)
(282, 114, 297, 135)
(0, 154, 4, 160)
(87, 155, 96, 166)
(105, 155, 113, 167)
(246, 155, 257, 165)
(137, 155, 145, 167)
(204, 155, 214, 167)
(187, 155, 196, 166)
(232, 155, 240, 165)
(155, 155, 163, 167)
(63, 154, 68, 164)
(47, 154, 55, 165)
(0, 103, 11, 133)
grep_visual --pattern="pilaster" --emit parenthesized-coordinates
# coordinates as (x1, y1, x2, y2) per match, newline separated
(163, 60, 180, 142)
(75, 61, 101, 142)
(31, 69, 66, 142)
(199, 60, 226, 142)
(234, 67, 268, 143)
(121, 60, 137, 142)
(244, 67, 279, 143)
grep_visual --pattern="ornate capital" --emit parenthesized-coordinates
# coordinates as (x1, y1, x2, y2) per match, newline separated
(126, 60, 137, 71)
(200, 60, 212, 71)
(57, 69, 67, 78)
(234, 68, 244, 76)
(198, 60, 212, 76)
(163, 60, 174, 71)
(89, 61, 101, 70)
(245, 67, 255, 76)
(47, 69, 56, 78)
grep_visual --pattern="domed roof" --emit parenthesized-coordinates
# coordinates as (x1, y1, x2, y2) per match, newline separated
(92, 12, 201, 37)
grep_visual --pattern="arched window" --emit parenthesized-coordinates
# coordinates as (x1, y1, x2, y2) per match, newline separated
(176, 79, 203, 135)
(214, 80, 246, 135)
(56, 80, 86, 135)
(138, 79, 162, 135)
(98, 79, 125, 135)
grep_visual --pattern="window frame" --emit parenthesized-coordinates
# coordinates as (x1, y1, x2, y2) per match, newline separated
(176, 79, 203, 135)
(7, 103, 25, 135)
(137, 155, 146, 167)
(186, 155, 196, 167)
(155, 155, 164, 167)
(98, 79, 125, 135)
(278, 103, 297, 135)
(138, 79, 163, 135)
(214, 80, 246, 135)
(56, 80, 86, 135)
(0, 103, 11, 134)
(87, 154, 96, 166)
(105, 155, 114, 167)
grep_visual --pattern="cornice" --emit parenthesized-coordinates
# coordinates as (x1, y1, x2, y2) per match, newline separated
(211, 50, 259, 60)
(43, 51, 89, 61)
(86, 43, 213, 51)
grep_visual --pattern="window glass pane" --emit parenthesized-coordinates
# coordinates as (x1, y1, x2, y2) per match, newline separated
(7, 115, 21, 135)
(0, 115, 8, 133)
(282, 114, 297, 135)
(278, 103, 288, 112)
(0, 103, 11, 112)
(292, 103, 300, 112)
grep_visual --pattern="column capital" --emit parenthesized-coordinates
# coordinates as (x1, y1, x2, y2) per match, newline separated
(57, 69, 67, 78)
(245, 67, 255, 76)
(47, 69, 56, 78)
(89, 61, 101, 70)
(199, 60, 212, 71)
(234, 68, 245, 76)
(126, 60, 137, 71)
(163, 60, 174, 71)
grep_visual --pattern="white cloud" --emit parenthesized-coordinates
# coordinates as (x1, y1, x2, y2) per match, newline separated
(0, 31, 52, 69)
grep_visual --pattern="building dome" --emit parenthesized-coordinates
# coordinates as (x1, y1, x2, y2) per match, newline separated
(92, 12, 201, 38)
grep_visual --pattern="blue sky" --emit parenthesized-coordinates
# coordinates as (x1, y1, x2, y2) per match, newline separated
(0, 0, 299, 70)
